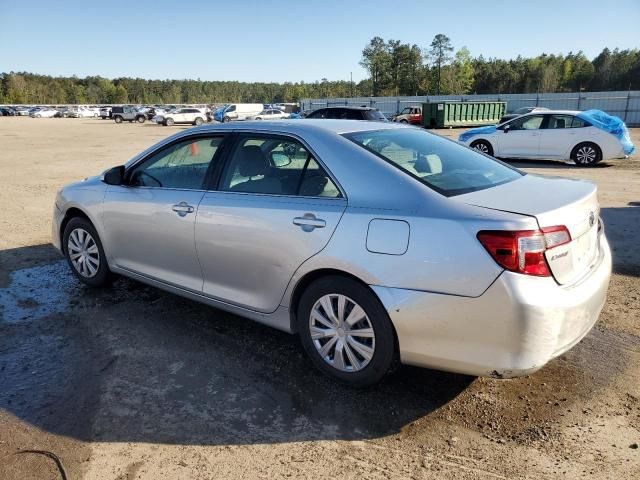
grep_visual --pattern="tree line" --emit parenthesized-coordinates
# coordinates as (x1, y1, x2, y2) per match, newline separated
(1, 35, 638, 105)
(360, 35, 640, 96)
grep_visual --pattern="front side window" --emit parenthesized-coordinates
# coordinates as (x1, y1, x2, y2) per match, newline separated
(128, 136, 223, 189)
(219, 136, 340, 197)
(507, 114, 544, 131)
(345, 128, 522, 197)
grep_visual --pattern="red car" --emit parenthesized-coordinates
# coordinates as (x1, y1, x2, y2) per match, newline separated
(393, 106, 422, 125)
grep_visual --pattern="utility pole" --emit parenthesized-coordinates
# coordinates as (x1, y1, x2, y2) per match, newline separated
(350, 72, 353, 97)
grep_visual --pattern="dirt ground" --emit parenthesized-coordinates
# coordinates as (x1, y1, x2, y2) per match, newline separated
(0, 117, 638, 480)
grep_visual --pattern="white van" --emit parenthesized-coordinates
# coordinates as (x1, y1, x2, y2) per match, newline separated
(216, 103, 264, 122)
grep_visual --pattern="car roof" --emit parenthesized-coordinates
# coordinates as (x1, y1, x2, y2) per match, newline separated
(320, 106, 377, 111)
(190, 119, 406, 135)
(521, 109, 580, 115)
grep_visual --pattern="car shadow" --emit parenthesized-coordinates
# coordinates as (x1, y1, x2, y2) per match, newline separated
(0, 244, 473, 446)
(505, 158, 615, 169)
(601, 205, 640, 278)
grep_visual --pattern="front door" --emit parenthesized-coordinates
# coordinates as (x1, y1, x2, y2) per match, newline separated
(102, 135, 225, 291)
(497, 114, 545, 158)
(195, 134, 346, 312)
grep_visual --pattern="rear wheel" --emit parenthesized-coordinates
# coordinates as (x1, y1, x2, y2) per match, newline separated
(470, 139, 494, 156)
(63, 217, 112, 287)
(400, 119, 408, 124)
(571, 142, 602, 167)
(114, 115, 123, 124)
(194, 117, 204, 126)
(136, 115, 146, 123)
(297, 276, 396, 387)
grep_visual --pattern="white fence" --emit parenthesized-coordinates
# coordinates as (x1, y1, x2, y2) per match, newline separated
(300, 91, 640, 125)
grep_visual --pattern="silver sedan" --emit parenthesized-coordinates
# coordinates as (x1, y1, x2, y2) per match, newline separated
(52, 120, 611, 386)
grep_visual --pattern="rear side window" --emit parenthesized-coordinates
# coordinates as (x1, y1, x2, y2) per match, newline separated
(219, 136, 341, 197)
(344, 129, 522, 197)
(571, 117, 590, 128)
(306, 109, 326, 119)
(365, 110, 387, 121)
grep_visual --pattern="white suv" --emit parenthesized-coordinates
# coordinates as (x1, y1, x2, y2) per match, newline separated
(156, 108, 207, 126)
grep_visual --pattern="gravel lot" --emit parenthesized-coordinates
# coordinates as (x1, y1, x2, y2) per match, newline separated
(1, 117, 639, 479)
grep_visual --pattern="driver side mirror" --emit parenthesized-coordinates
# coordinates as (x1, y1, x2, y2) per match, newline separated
(502, 124, 510, 133)
(270, 152, 292, 168)
(102, 165, 125, 185)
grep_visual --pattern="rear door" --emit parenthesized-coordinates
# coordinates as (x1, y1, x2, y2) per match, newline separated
(103, 134, 226, 291)
(538, 114, 580, 158)
(195, 133, 346, 312)
(496, 114, 545, 158)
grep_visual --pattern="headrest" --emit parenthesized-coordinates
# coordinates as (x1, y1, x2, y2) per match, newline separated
(236, 146, 268, 177)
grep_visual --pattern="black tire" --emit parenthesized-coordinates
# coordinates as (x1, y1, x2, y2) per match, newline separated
(399, 119, 408, 124)
(164, 117, 175, 126)
(136, 115, 146, 123)
(571, 142, 602, 167)
(194, 117, 204, 126)
(62, 217, 112, 287)
(223, 116, 231, 123)
(297, 276, 396, 387)
(114, 115, 123, 124)
(470, 139, 494, 156)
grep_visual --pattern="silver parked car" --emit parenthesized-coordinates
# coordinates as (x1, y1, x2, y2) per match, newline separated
(52, 120, 611, 386)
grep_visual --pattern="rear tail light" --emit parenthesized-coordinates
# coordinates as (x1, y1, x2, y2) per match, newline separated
(477, 226, 571, 276)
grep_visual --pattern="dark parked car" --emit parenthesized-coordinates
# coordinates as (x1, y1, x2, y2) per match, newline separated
(305, 106, 387, 121)
(0, 107, 16, 116)
(499, 106, 549, 124)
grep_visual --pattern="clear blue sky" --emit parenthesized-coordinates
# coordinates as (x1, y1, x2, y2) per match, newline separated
(1, 0, 638, 83)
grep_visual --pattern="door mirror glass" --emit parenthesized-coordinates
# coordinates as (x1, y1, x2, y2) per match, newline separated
(270, 152, 292, 167)
(103, 165, 124, 185)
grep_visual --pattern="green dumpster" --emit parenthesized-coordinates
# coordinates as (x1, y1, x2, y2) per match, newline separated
(422, 101, 506, 128)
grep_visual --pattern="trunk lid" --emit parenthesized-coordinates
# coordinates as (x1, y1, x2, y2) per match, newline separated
(455, 174, 601, 285)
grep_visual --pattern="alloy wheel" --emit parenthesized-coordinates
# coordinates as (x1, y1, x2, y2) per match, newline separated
(474, 143, 490, 153)
(67, 228, 100, 278)
(309, 294, 376, 372)
(576, 145, 597, 164)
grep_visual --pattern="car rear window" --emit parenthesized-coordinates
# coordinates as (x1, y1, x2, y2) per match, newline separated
(344, 128, 523, 197)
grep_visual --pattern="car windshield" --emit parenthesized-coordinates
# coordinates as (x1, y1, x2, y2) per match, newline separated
(344, 128, 523, 196)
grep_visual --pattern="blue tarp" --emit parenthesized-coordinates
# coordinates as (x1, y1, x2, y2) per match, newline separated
(458, 125, 497, 143)
(577, 109, 635, 156)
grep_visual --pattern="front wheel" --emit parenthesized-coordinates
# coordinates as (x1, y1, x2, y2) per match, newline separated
(164, 117, 175, 126)
(63, 217, 112, 287)
(223, 116, 231, 123)
(571, 142, 602, 167)
(194, 117, 204, 126)
(470, 139, 494, 156)
(297, 276, 396, 387)
(136, 116, 145, 123)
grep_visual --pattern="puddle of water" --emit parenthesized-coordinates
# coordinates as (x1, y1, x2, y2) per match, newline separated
(0, 260, 77, 324)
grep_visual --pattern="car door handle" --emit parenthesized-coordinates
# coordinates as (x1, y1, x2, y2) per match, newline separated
(172, 202, 195, 217)
(293, 214, 326, 231)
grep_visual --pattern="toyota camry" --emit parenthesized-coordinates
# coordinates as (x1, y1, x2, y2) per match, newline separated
(52, 120, 611, 386)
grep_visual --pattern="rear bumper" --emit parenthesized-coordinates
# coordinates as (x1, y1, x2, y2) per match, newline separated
(372, 234, 611, 378)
